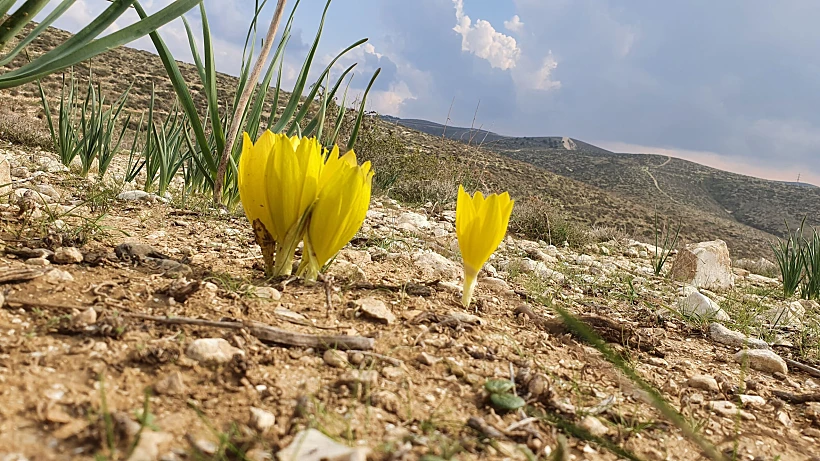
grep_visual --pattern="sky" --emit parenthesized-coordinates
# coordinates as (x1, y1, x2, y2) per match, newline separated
(23, 0, 820, 185)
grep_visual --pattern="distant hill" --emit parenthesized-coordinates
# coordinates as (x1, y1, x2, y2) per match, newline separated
(381, 115, 612, 155)
(384, 116, 820, 245)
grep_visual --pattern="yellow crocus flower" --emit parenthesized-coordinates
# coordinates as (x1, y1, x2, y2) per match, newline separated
(456, 185, 514, 307)
(298, 148, 374, 281)
(238, 130, 374, 280)
(263, 133, 325, 276)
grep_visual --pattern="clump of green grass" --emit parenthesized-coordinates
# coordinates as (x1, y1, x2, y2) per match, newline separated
(801, 228, 820, 300)
(651, 212, 681, 276)
(771, 219, 805, 298)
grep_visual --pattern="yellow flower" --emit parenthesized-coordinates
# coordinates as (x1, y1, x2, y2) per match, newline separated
(298, 148, 374, 281)
(456, 185, 514, 307)
(238, 130, 374, 280)
(238, 130, 322, 276)
(263, 133, 325, 275)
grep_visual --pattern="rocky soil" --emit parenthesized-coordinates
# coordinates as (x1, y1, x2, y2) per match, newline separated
(0, 144, 819, 461)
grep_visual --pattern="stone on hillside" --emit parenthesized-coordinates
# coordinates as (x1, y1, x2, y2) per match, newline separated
(44, 268, 74, 284)
(249, 407, 276, 434)
(327, 259, 367, 282)
(533, 262, 566, 283)
(480, 277, 511, 293)
(734, 349, 788, 375)
(353, 297, 395, 325)
(677, 291, 730, 321)
(277, 429, 369, 461)
(0, 154, 10, 198)
(747, 273, 779, 285)
(579, 416, 608, 437)
(670, 240, 734, 290)
(735, 257, 778, 277)
(396, 211, 430, 233)
(53, 247, 83, 264)
(763, 301, 805, 329)
(35, 184, 61, 201)
(687, 374, 719, 392)
(186, 338, 244, 364)
(413, 250, 459, 280)
(117, 190, 169, 203)
(709, 323, 769, 349)
(37, 156, 68, 173)
(338, 249, 372, 267)
(154, 371, 186, 395)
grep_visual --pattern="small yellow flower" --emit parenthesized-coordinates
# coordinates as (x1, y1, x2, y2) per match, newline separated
(298, 147, 373, 280)
(456, 185, 514, 307)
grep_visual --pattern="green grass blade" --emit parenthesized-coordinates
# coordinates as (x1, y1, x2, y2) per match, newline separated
(346, 67, 380, 151)
(0, 0, 77, 66)
(0, 0, 51, 51)
(181, 15, 207, 84)
(301, 63, 355, 138)
(327, 73, 352, 147)
(132, 0, 213, 174)
(549, 301, 727, 461)
(284, 38, 368, 136)
(271, 0, 332, 133)
(199, 2, 225, 155)
(0, 0, 202, 88)
(2, 0, 134, 80)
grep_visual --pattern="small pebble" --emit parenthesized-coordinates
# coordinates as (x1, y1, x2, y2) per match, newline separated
(322, 349, 349, 368)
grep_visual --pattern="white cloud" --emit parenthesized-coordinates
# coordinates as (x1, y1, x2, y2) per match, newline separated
(531, 53, 561, 90)
(452, 0, 520, 70)
(366, 81, 416, 115)
(504, 15, 524, 33)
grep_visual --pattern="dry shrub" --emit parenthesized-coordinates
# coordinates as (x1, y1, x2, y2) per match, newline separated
(356, 121, 479, 205)
(509, 196, 590, 248)
(588, 225, 629, 243)
(0, 112, 51, 150)
(734, 257, 779, 278)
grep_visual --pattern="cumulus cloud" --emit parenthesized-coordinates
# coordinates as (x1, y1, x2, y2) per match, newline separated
(504, 15, 524, 33)
(452, 0, 520, 70)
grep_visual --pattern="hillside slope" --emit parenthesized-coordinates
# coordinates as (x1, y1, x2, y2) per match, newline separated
(488, 138, 820, 239)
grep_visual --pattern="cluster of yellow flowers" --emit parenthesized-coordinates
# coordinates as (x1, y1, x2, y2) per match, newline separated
(238, 131, 514, 306)
(238, 130, 373, 281)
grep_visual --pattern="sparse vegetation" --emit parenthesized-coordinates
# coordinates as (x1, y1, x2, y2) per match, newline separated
(651, 212, 681, 276)
(508, 196, 590, 248)
(772, 219, 806, 298)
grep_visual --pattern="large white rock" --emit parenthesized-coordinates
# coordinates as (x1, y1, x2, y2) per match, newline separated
(670, 240, 735, 290)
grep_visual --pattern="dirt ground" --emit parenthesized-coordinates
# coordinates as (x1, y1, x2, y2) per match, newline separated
(0, 146, 819, 461)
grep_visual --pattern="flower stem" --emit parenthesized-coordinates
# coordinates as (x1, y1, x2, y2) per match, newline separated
(462, 265, 479, 307)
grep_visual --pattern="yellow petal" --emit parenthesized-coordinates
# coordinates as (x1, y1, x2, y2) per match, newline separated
(238, 131, 275, 238)
(306, 160, 373, 271)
